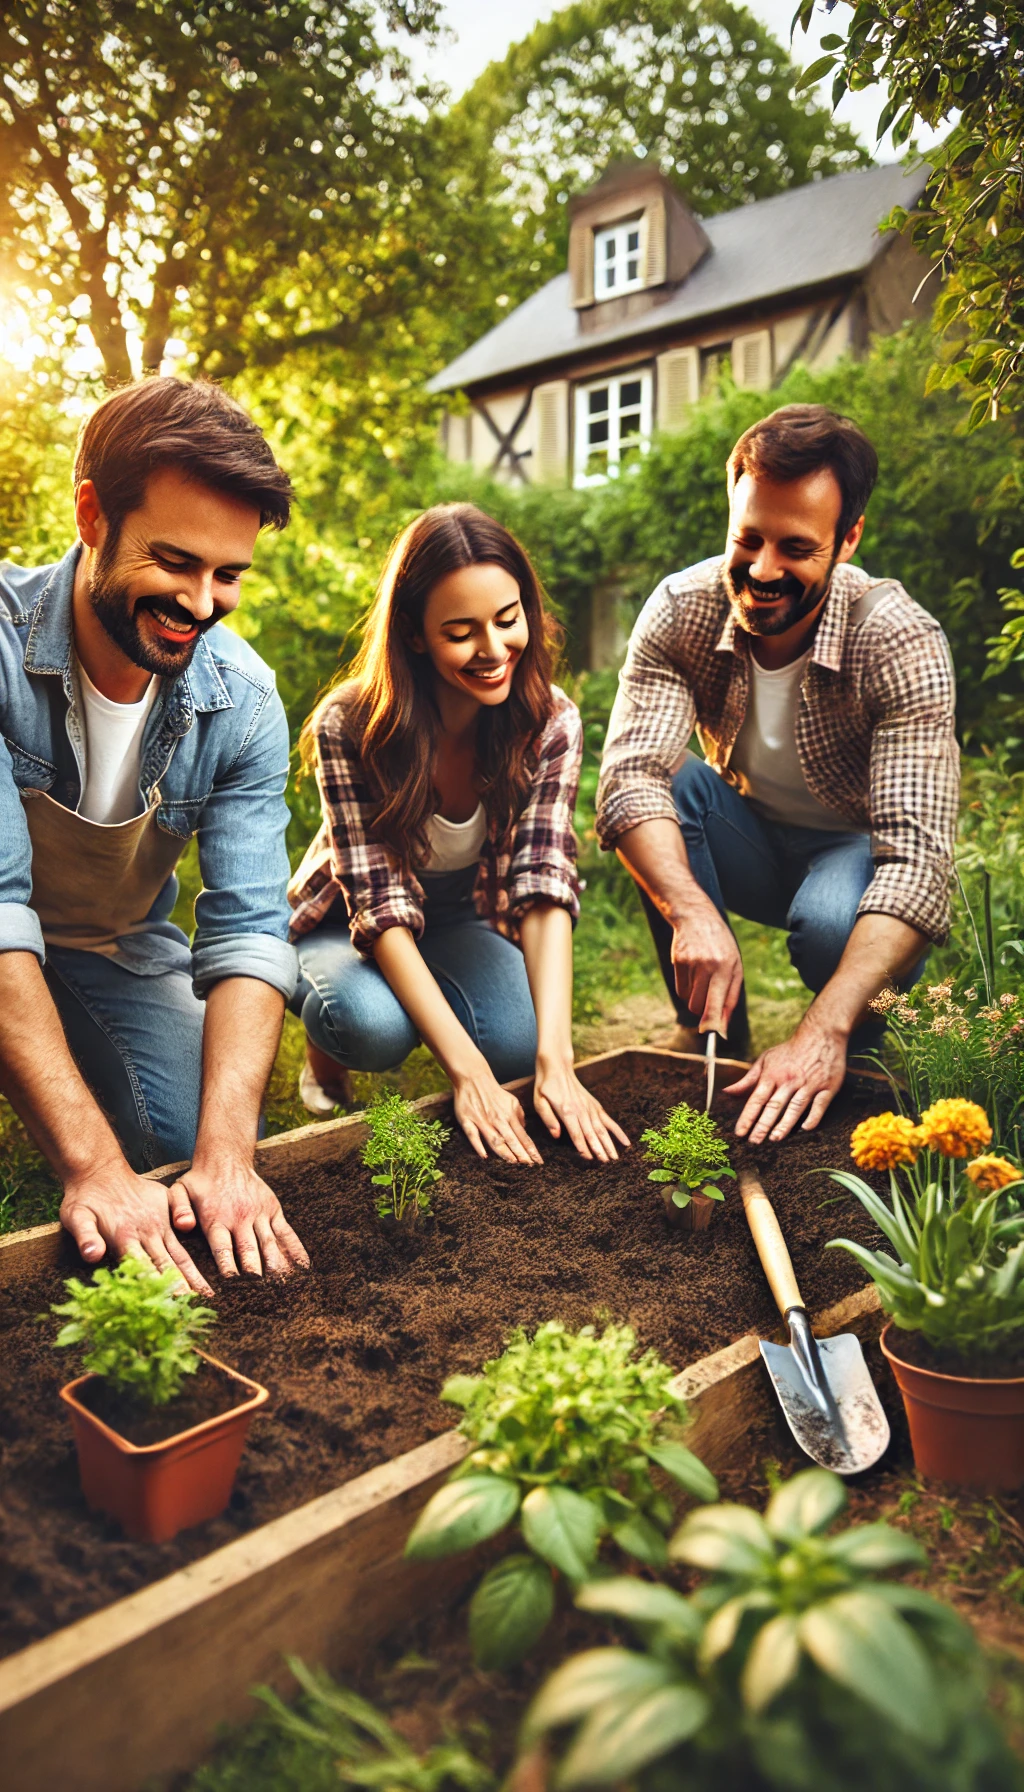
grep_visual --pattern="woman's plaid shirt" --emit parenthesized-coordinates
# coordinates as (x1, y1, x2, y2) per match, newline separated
(596, 558, 959, 943)
(288, 687, 582, 955)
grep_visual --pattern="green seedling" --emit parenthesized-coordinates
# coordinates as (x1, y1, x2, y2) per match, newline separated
(51, 1255, 215, 1407)
(405, 1321, 717, 1671)
(361, 1090, 450, 1224)
(640, 1101, 735, 1211)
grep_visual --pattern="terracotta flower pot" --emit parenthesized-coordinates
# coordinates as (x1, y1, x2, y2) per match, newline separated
(880, 1324, 1024, 1492)
(60, 1350, 269, 1543)
(662, 1189, 717, 1232)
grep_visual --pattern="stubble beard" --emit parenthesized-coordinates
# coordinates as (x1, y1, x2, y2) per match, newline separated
(723, 559, 835, 639)
(88, 536, 214, 678)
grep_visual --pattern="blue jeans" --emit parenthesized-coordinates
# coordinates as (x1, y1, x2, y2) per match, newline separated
(44, 927, 204, 1172)
(644, 753, 915, 1053)
(293, 867, 538, 1082)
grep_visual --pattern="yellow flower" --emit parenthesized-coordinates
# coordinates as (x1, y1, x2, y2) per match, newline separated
(965, 1154, 1021, 1192)
(850, 1112, 922, 1171)
(918, 1099, 992, 1159)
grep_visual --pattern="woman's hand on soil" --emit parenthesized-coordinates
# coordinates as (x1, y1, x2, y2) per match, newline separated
(453, 1070, 542, 1165)
(533, 1058, 631, 1161)
(60, 1161, 214, 1297)
(726, 1019, 847, 1143)
(168, 1160, 310, 1278)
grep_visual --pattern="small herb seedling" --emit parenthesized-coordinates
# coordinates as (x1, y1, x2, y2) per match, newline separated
(51, 1255, 215, 1407)
(640, 1101, 735, 1211)
(362, 1091, 450, 1224)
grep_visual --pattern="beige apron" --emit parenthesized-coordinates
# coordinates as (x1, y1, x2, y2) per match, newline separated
(22, 790, 185, 955)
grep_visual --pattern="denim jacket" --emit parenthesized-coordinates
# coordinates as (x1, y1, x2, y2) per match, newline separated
(0, 545, 297, 999)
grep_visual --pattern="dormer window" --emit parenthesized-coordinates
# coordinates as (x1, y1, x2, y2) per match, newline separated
(594, 219, 645, 297)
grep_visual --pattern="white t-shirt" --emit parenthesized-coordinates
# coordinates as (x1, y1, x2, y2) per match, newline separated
(729, 648, 849, 831)
(76, 661, 159, 826)
(424, 803, 487, 871)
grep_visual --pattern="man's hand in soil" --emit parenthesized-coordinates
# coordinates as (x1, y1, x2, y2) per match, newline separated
(726, 1015, 847, 1144)
(60, 1158, 214, 1296)
(167, 1158, 308, 1279)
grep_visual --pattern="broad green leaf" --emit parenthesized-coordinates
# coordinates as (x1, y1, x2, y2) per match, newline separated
(643, 1440, 719, 1503)
(870, 1582, 973, 1646)
(765, 1469, 847, 1542)
(799, 1591, 943, 1742)
(557, 1684, 709, 1788)
(795, 53, 838, 90)
(670, 1504, 774, 1573)
(576, 1575, 701, 1641)
(521, 1485, 601, 1579)
(612, 1511, 669, 1568)
(439, 1374, 481, 1408)
(671, 1188, 692, 1208)
(404, 1474, 520, 1561)
(741, 1613, 802, 1714)
(648, 1168, 676, 1183)
(523, 1649, 674, 1742)
(824, 1523, 927, 1571)
(469, 1553, 554, 1671)
(700, 1591, 775, 1664)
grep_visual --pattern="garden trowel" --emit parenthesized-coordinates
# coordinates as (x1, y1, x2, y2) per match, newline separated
(739, 1169, 889, 1476)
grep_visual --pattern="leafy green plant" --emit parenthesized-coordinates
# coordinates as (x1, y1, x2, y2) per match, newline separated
(405, 1321, 717, 1670)
(640, 1102, 735, 1212)
(361, 1092, 450, 1224)
(51, 1256, 216, 1407)
(522, 1467, 1018, 1791)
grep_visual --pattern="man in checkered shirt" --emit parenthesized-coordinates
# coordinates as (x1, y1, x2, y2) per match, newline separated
(596, 404, 958, 1145)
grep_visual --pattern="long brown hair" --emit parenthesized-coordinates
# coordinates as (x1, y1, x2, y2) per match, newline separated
(301, 503, 561, 869)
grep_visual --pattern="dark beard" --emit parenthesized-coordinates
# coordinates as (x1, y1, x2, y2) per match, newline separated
(89, 544, 216, 678)
(724, 560, 834, 638)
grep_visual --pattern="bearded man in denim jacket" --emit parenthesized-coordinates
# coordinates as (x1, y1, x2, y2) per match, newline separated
(0, 378, 308, 1291)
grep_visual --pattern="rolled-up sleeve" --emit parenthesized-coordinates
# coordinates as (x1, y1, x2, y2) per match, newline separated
(858, 629, 959, 942)
(507, 697, 583, 924)
(596, 580, 698, 849)
(0, 733, 46, 962)
(191, 685, 298, 1000)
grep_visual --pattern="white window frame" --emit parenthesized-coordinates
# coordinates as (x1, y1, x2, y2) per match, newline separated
(573, 368, 653, 488)
(593, 217, 646, 300)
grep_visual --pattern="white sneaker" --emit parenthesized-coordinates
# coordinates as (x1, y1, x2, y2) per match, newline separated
(299, 1062, 342, 1117)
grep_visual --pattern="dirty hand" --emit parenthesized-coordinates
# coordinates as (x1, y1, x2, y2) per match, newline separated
(168, 1157, 309, 1279)
(60, 1156, 213, 1296)
(453, 1069, 543, 1166)
(726, 1018, 848, 1144)
(670, 895, 743, 1034)
(534, 1056, 632, 1162)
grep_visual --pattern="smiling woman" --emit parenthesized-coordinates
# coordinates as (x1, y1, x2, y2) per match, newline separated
(287, 503, 629, 1167)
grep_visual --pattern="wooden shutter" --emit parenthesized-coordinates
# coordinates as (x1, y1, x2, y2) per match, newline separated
(732, 329, 772, 391)
(531, 381, 569, 484)
(568, 222, 594, 308)
(642, 193, 667, 287)
(656, 346, 700, 430)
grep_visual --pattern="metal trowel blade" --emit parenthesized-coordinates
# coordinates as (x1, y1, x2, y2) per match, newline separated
(760, 1329, 890, 1477)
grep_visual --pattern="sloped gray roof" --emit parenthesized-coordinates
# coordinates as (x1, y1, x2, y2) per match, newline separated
(429, 162, 928, 394)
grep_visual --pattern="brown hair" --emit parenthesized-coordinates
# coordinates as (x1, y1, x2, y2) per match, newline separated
(301, 504, 560, 870)
(727, 404, 878, 548)
(74, 377, 292, 536)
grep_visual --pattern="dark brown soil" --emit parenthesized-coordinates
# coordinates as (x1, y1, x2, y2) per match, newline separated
(75, 1360, 253, 1447)
(0, 1059, 889, 1660)
(884, 1328, 1024, 1381)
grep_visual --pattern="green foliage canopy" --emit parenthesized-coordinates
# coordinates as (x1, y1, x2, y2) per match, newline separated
(51, 1254, 215, 1405)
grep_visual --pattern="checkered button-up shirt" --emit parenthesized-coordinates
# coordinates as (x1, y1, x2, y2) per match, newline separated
(596, 557, 959, 942)
(288, 686, 582, 955)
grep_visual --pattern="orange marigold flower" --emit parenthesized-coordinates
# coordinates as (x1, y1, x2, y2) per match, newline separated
(918, 1098, 992, 1158)
(965, 1154, 1021, 1192)
(850, 1112, 922, 1171)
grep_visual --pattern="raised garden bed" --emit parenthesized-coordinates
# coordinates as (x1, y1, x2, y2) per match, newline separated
(0, 1048, 889, 1792)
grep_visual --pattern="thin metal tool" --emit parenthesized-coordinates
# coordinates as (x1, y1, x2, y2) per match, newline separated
(739, 1169, 889, 1476)
(703, 1030, 717, 1112)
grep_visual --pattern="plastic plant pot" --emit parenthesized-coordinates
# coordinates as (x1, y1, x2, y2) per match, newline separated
(59, 1350, 269, 1543)
(662, 1189, 718, 1232)
(880, 1324, 1024, 1492)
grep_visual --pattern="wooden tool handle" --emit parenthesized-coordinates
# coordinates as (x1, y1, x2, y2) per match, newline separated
(739, 1168, 803, 1317)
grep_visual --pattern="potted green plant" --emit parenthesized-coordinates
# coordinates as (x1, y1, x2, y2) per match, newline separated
(404, 1320, 717, 1670)
(53, 1255, 268, 1542)
(828, 1100, 1024, 1490)
(521, 1467, 1018, 1791)
(361, 1090, 449, 1230)
(640, 1101, 735, 1230)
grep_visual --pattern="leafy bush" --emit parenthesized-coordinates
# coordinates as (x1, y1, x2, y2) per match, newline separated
(522, 1467, 1018, 1791)
(51, 1256, 215, 1407)
(361, 1091, 450, 1224)
(405, 1321, 717, 1669)
(640, 1101, 735, 1211)
(871, 968, 1024, 1153)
